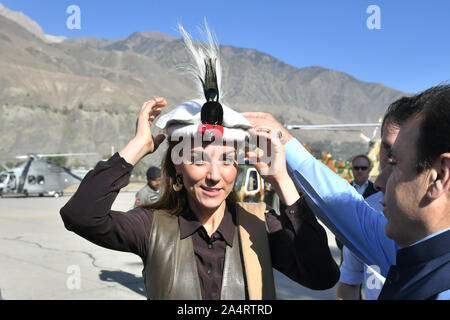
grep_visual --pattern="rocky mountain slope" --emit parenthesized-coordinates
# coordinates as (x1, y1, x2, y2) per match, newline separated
(0, 7, 406, 166)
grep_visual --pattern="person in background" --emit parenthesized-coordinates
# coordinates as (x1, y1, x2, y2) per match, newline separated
(335, 154, 378, 264)
(350, 155, 377, 198)
(135, 166, 161, 207)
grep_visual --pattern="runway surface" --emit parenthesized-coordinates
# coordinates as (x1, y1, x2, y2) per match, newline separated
(0, 189, 340, 300)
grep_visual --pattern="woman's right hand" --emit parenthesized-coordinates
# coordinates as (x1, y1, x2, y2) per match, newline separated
(119, 98, 167, 165)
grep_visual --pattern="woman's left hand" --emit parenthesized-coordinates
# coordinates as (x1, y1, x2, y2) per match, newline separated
(247, 126, 289, 186)
(247, 126, 300, 206)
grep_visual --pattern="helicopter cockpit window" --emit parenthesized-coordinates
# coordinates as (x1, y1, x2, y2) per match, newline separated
(28, 175, 36, 184)
(8, 175, 16, 189)
(0, 174, 7, 183)
(247, 170, 258, 192)
(37, 175, 45, 185)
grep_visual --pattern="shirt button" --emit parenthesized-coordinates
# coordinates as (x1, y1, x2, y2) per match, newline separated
(207, 269, 211, 275)
(208, 244, 212, 249)
(289, 210, 295, 214)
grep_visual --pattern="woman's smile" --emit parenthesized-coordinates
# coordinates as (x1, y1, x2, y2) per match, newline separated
(200, 185, 222, 197)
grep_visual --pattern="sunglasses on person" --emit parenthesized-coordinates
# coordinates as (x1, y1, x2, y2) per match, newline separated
(352, 166, 369, 171)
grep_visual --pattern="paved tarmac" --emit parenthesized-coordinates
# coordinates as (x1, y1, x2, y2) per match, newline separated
(0, 189, 340, 300)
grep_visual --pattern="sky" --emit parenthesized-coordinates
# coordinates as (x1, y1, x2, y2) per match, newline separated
(1, 0, 450, 94)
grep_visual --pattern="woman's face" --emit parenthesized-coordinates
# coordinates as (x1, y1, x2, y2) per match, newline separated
(175, 141, 238, 213)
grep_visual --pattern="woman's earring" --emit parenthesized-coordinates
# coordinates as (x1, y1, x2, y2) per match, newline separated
(172, 175, 183, 192)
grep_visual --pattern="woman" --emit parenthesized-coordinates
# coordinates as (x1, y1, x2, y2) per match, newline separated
(60, 25, 339, 300)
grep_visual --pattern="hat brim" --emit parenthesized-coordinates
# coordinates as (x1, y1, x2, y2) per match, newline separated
(156, 99, 251, 142)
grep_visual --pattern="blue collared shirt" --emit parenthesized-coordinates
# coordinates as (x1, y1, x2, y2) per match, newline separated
(339, 191, 385, 300)
(285, 138, 449, 300)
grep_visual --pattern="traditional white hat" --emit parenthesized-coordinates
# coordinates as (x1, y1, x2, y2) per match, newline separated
(155, 23, 251, 143)
(156, 99, 251, 142)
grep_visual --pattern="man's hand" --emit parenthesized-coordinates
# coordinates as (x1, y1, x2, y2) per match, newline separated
(242, 112, 293, 145)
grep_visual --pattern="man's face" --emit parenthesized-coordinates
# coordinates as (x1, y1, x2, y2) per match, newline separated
(148, 177, 161, 190)
(351, 157, 370, 186)
(376, 116, 430, 247)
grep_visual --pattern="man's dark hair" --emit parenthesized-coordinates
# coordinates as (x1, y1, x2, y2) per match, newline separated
(385, 84, 450, 172)
(381, 95, 418, 135)
(351, 154, 372, 168)
(414, 85, 450, 172)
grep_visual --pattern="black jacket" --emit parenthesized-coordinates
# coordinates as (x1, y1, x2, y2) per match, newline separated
(379, 230, 450, 300)
(360, 180, 378, 199)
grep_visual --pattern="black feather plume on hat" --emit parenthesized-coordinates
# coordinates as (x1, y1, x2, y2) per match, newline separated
(178, 22, 224, 127)
(200, 58, 223, 125)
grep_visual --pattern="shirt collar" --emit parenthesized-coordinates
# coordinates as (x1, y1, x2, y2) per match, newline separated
(410, 227, 450, 247)
(352, 180, 369, 195)
(396, 228, 450, 267)
(147, 184, 159, 192)
(352, 180, 369, 188)
(178, 202, 236, 247)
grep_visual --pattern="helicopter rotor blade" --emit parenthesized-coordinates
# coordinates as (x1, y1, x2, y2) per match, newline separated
(36, 153, 99, 158)
(15, 153, 99, 159)
(359, 132, 371, 143)
(285, 123, 381, 130)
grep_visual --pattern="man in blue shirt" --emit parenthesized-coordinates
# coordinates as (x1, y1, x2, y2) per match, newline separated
(337, 113, 401, 300)
(243, 84, 450, 299)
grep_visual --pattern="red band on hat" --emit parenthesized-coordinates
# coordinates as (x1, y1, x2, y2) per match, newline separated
(198, 124, 224, 140)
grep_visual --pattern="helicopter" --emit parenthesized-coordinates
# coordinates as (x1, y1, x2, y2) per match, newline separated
(0, 153, 98, 198)
(234, 162, 265, 203)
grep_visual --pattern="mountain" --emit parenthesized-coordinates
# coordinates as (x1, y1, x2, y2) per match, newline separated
(0, 3, 66, 43)
(0, 6, 406, 165)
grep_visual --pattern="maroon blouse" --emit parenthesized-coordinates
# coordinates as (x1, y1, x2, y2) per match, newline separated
(60, 153, 339, 299)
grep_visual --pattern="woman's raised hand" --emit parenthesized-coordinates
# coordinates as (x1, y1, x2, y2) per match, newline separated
(119, 98, 167, 166)
(247, 125, 300, 206)
(247, 126, 288, 185)
(135, 98, 167, 153)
